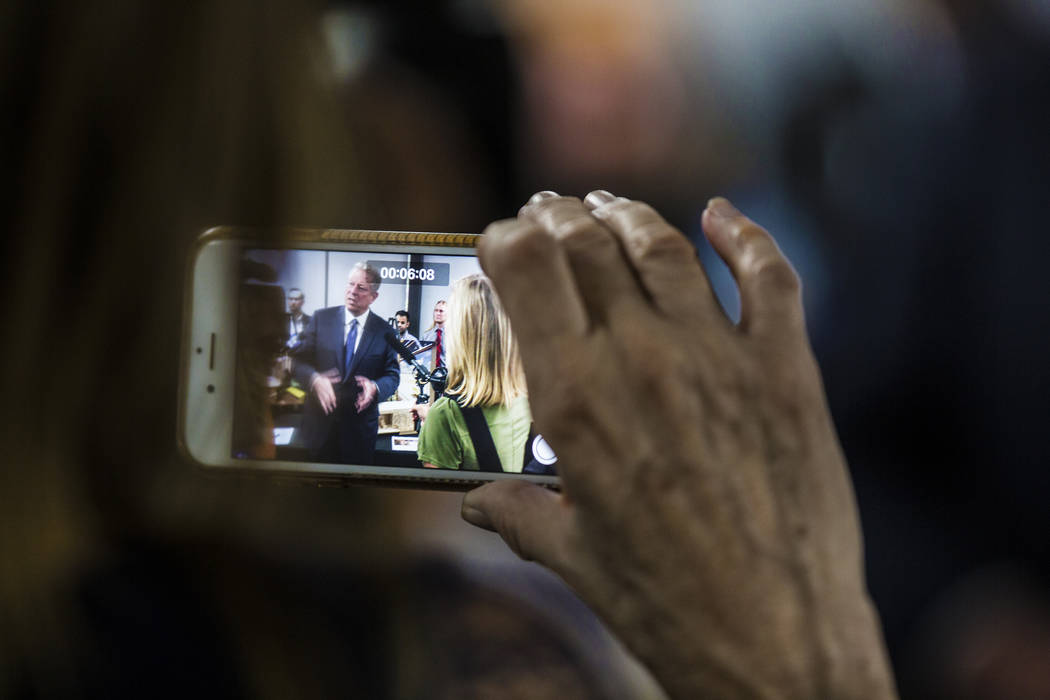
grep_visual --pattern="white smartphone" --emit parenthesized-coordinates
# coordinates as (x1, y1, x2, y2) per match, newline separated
(178, 227, 560, 489)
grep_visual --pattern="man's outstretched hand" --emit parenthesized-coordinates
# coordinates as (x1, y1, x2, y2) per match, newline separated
(463, 192, 897, 700)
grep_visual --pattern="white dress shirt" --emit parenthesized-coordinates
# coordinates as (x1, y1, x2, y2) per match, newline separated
(344, 308, 370, 355)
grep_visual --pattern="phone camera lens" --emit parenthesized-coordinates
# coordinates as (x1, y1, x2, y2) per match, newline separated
(206, 385, 215, 393)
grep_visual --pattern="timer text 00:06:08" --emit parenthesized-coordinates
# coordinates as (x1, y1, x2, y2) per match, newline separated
(380, 266, 437, 281)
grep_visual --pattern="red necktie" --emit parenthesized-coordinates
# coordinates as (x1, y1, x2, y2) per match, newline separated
(434, 328, 443, 367)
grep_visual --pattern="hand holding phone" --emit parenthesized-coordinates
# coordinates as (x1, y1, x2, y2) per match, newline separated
(462, 192, 898, 700)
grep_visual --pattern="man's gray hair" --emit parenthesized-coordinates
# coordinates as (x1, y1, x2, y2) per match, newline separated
(351, 262, 381, 292)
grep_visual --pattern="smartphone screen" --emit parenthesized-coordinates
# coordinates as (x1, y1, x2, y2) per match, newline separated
(233, 246, 522, 473)
(181, 229, 558, 486)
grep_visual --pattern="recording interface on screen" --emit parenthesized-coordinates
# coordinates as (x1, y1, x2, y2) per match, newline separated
(233, 248, 484, 470)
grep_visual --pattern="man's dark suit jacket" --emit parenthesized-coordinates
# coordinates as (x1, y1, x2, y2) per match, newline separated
(285, 311, 311, 349)
(287, 311, 312, 335)
(291, 307, 399, 464)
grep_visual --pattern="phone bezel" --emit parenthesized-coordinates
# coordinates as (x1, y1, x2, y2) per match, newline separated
(177, 227, 560, 490)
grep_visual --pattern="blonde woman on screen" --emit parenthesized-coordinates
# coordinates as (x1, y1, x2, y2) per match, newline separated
(417, 274, 531, 471)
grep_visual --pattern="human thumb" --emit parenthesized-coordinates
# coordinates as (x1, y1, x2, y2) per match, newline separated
(462, 480, 571, 569)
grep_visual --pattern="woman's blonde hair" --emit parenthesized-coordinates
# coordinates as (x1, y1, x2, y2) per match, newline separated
(443, 274, 526, 407)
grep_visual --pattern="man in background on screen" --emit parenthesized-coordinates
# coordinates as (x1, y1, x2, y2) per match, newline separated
(420, 300, 447, 370)
(394, 310, 420, 366)
(285, 287, 310, 351)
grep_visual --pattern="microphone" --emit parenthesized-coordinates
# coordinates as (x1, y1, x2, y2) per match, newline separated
(383, 328, 448, 398)
(383, 328, 431, 376)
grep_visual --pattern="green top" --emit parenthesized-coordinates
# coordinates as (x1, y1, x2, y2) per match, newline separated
(417, 395, 532, 472)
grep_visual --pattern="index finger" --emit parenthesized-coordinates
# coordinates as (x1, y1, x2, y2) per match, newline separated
(478, 217, 588, 345)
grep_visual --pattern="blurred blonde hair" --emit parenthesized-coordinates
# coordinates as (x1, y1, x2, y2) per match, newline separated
(444, 274, 526, 407)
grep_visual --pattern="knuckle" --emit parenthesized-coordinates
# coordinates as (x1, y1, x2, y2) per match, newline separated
(605, 198, 654, 219)
(553, 215, 610, 250)
(598, 199, 658, 232)
(525, 195, 580, 215)
(520, 196, 580, 224)
(627, 220, 693, 264)
(749, 255, 801, 295)
(732, 220, 770, 248)
(733, 222, 802, 294)
(481, 221, 553, 271)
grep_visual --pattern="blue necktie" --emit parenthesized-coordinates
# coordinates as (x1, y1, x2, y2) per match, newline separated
(344, 318, 358, 378)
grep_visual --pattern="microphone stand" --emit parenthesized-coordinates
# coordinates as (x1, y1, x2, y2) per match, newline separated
(384, 332, 448, 431)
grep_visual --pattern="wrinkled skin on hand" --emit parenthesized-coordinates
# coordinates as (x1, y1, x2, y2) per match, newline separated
(463, 192, 897, 700)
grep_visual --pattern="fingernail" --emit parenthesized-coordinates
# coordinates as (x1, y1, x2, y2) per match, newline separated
(706, 197, 741, 220)
(461, 503, 495, 531)
(583, 189, 616, 209)
(528, 190, 559, 205)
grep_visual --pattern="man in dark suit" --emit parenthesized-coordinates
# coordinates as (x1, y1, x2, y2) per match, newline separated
(284, 287, 311, 351)
(291, 263, 399, 464)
